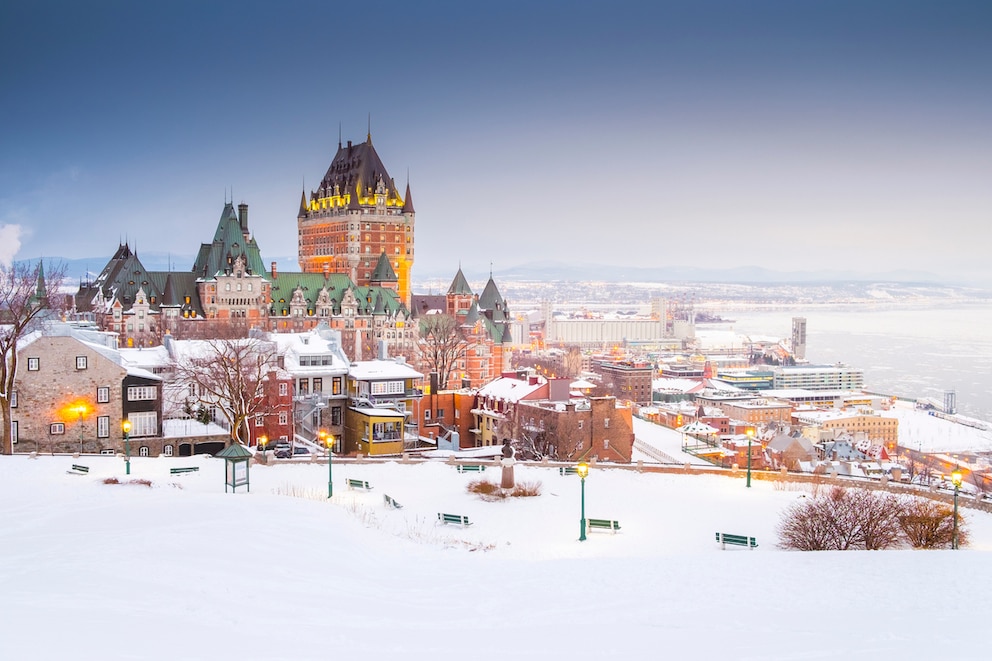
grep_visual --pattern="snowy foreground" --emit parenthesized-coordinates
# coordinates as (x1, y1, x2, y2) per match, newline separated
(2, 456, 991, 660)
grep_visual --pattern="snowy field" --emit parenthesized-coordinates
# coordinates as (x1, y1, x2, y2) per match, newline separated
(2, 453, 992, 660)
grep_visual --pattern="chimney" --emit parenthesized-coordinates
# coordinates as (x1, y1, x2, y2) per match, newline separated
(528, 375, 539, 386)
(238, 203, 248, 232)
(271, 261, 278, 278)
(323, 263, 330, 279)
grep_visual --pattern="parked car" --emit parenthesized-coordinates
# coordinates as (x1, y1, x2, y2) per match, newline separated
(293, 446, 311, 456)
(273, 443, 292, 459)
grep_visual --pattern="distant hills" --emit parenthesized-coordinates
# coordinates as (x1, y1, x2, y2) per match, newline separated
(21, 254, 988, 291)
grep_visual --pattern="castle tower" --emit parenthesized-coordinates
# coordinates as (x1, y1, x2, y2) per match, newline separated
(298, 134, 415, 307)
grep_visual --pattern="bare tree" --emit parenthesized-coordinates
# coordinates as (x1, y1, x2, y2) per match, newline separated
(898, 498, 968, 549)
(777, 486, 905, 551)
(418, 314, 466, 390)
(173, 338, 278, 446)
(1, 260, 66, 454)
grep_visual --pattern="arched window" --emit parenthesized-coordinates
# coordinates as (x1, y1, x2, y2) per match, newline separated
(139, 446, 150, 457)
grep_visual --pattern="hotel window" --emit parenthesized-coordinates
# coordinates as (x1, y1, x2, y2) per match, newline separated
(76, 356, 88, 370)
(279, 383, 288, 396)
(164, 444, 174, 457)
(424, 409, 432, 420)
(255, 415, 264, 427)
(279, 412, 288, 425)
(10, 391, 16, 408)
(27, 357, 39, 371)
(97, 386, 110, 403)
(331, 406, 342, 426)
(97, 416, 109, 438)
(604, 418, 610, 428)
(50, 422, 65, 435)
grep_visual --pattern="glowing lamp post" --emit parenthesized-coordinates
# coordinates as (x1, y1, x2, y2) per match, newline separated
(75, 404, 88, 454)
(576, 462, 589, 541)
(951, 468, 963, 550)
(122, 419, 132, 475)
(746, 428, 755, 488)
(258, 435, 268, 452)
(321, 431, 333, 499)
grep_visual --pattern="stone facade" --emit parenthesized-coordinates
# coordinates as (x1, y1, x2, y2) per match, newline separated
(13, 333, 130, 454)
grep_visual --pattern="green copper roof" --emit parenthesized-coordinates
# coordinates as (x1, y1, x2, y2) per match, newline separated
(447, 268, 472, 295)
(370, 252, 398, 283)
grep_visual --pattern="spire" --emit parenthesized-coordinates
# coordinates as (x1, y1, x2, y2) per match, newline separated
(447, 267, 472, 295)
(370, 252, 398, 283)
(299, 188, 308, 216)
(33, 260, 48, 305)
(367, 113, 372, 143)
(402, 181, 415, 214)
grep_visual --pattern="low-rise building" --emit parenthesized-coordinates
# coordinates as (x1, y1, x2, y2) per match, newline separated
(12, 323, 162, 455)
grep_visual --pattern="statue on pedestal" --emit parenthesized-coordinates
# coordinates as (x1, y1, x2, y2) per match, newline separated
(500, 438, 515, 489)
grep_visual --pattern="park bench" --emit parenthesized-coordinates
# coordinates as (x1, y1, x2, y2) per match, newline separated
(587, 518, 621, 533)
(456, 464, 486, 473)
(170, 467, 199, 475)
(715, 532, 757, 549)
(67, 464, 89, 475)
(383, 494, 403, 509)
(347, 478, 372, 491)
(559, 466, 579, 476)
(438, 512, 472, 527)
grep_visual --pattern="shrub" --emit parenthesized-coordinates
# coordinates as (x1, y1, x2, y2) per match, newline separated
(509, 481, 542, 498)
(898, 498, 968, 549)
(777, 487, 904, 551)
(103, 477, 120, 485)
(467, 479, 507, 501)
(467, 479, 542, 501)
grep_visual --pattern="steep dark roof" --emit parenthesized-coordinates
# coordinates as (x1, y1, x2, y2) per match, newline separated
(314, 137, 402, 209)
(447, 268, 472, 295)
(478, 276, 506, 313)
(370, 252, 398, 283)
(191, 203, 267, 279)
(402, 182, 415, 214)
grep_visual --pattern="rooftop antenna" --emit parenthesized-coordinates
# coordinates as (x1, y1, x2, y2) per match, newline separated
(367, 113, 371, 142)
(338, 122, 342, 149)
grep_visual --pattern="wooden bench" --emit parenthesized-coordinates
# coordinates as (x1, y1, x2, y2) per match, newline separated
(715, 532, 758, 549)
(587, 518, 621, 533)
(170, 466, 199, 475)
(347, 478, 372, 491)
(559, 466, 579, 476)
(456, 464, 486, 473)
(438, 512, 472, 527)
(383, 494, 403, 509)
(67, 464, 89, 475)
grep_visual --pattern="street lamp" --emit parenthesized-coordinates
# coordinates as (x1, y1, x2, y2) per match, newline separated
(75, 404, 87, 454)
(576, 462, 589, 541)
(321, 431, 333, 499)
(258, 435, 268, 452)
(122, 419, 132, 475)
(951, 468, 963, 550)
(746, 428, 755, 488)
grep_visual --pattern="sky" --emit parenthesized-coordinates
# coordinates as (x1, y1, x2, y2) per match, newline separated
(2, 1, 991, 284)
(3, 425, 992, 659)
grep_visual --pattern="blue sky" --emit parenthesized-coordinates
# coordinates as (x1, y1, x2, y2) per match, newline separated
(2, 0, 990, 283)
